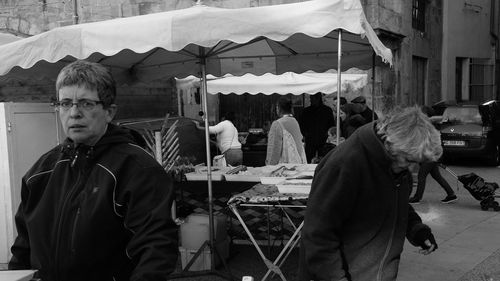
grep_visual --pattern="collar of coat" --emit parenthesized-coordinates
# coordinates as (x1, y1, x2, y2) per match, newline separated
(352, 122, 395, 173)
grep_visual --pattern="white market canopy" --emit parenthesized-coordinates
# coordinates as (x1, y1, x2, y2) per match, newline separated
(0, 33, 23, 45)
(176, 71, 368, 96)
(0, 0, 392, 85)
(0, 0, 393, 224)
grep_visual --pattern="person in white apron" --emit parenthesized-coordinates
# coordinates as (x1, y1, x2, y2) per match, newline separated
(194, 111, 243, 166)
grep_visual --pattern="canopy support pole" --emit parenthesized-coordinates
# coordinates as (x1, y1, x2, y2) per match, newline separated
(169, 48, 235, 281)
(73, 0, 79, 24)
(336, 29, 342, 144)
(199, 55, 218, 271)
(372, 51, 376, 120)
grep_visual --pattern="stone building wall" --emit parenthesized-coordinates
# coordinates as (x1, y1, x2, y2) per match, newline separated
(363, 0, 443, 110)
(411, 0, 443, 106)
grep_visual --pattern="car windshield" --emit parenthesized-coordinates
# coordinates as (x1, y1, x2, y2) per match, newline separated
(441, 107, 482, 124)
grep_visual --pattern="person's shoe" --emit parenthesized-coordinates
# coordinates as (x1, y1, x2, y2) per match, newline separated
(441, 195, 458, 204)
(409, 197, 421, 204)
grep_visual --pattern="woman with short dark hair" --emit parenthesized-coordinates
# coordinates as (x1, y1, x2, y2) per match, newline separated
(194, 111, 243, 166)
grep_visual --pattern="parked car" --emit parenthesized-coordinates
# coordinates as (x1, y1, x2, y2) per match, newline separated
(435, 100, 500, 166)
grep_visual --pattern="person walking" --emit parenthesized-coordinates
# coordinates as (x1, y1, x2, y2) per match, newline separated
(300, 106, 440, 281)
(266, 97, 306, 165)
(409, 161, 458, 204)
(8, 60, 178, 281)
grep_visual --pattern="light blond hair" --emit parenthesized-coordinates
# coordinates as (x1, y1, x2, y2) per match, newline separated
(376, 106, 442, 162)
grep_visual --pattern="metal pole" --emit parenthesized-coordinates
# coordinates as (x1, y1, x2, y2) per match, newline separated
(199, 47, 216, 270)
(73, 0, 79, 24)
(336, 30, 342, 144)
(372, 51, 376, 121)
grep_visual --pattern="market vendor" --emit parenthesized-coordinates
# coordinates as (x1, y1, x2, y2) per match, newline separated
(194, 111, 243, 166)
(8, 60, 178, 281)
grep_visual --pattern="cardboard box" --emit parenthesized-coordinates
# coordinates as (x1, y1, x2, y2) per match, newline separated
(180, 213, 227, 250)
(179, 237, 230, 271)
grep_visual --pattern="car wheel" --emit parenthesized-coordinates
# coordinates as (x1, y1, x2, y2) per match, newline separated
(487, 145, 500, 166)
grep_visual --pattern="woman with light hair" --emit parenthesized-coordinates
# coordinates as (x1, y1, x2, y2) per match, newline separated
(376, 106, 443, 173)
(301, 106, 441, 281)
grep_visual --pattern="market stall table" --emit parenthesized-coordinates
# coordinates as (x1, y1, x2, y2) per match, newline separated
(175, 180, 255, 218)
(227, 184, 308, 281)
(0, 270, 36, 281)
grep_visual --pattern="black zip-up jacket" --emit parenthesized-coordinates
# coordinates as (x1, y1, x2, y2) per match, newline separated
(300, 122, 431, 281)
(9, 124, 178, 281)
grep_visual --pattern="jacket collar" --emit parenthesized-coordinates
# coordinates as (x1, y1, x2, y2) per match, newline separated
(355, 122, 411, 181)
(354, 122, 394, 170)
(60, 124, 143, 167)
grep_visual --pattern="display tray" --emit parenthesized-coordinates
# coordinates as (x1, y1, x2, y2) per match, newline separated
(260, 171, 314, 185)
(260, 177, 287, 185)
(295, 164, 318, 172)
(296, 171, 314, 177)
(185, 173, 224, 181)
(276, 185, 311, 194)
(224, 174, 261, 182)
(276, 178, 312, 194)
(185, 166, 229, 181)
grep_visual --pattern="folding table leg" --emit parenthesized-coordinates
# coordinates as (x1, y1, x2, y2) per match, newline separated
(229, 204, 287, 281)
(273, 227, 302, 274)
(261, 220, 304, 281)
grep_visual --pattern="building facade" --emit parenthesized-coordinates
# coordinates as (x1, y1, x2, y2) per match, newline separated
(442, 0, 498, 103)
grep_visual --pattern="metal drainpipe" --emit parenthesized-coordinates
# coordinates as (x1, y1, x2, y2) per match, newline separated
(73, 0, 79, 24)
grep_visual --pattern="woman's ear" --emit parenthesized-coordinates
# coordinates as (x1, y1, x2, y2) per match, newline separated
(105, 104, 117, 123)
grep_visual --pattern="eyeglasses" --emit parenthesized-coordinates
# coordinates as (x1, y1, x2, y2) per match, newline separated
(54, 99, 104, 111)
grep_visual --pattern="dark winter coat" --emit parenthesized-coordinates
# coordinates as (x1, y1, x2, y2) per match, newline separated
(300, 122, 431, 281)
(300, 104, 336, 147)
(9, 124, 178, 281)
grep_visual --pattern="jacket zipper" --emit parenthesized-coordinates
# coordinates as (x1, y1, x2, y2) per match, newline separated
(70, 207, 81, 253)
(376, 188, 399, 281)
(54, 171, 82, 281)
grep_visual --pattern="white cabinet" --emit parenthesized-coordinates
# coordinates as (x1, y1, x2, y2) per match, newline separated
(0, 102, 62, 263)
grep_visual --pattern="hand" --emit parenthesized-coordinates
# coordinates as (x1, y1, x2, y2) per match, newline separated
(413, 227, 438, 255)
(418, 239, 437, 255)
(191, 120, 203, 129)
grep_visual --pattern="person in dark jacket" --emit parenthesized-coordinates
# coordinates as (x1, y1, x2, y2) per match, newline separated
(299, 92, 335, 163)
(351, 95, 378, 122)
(300, 106, 441, 281)
(340, 102, 367, 138)
(8, 60, 178, 281)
